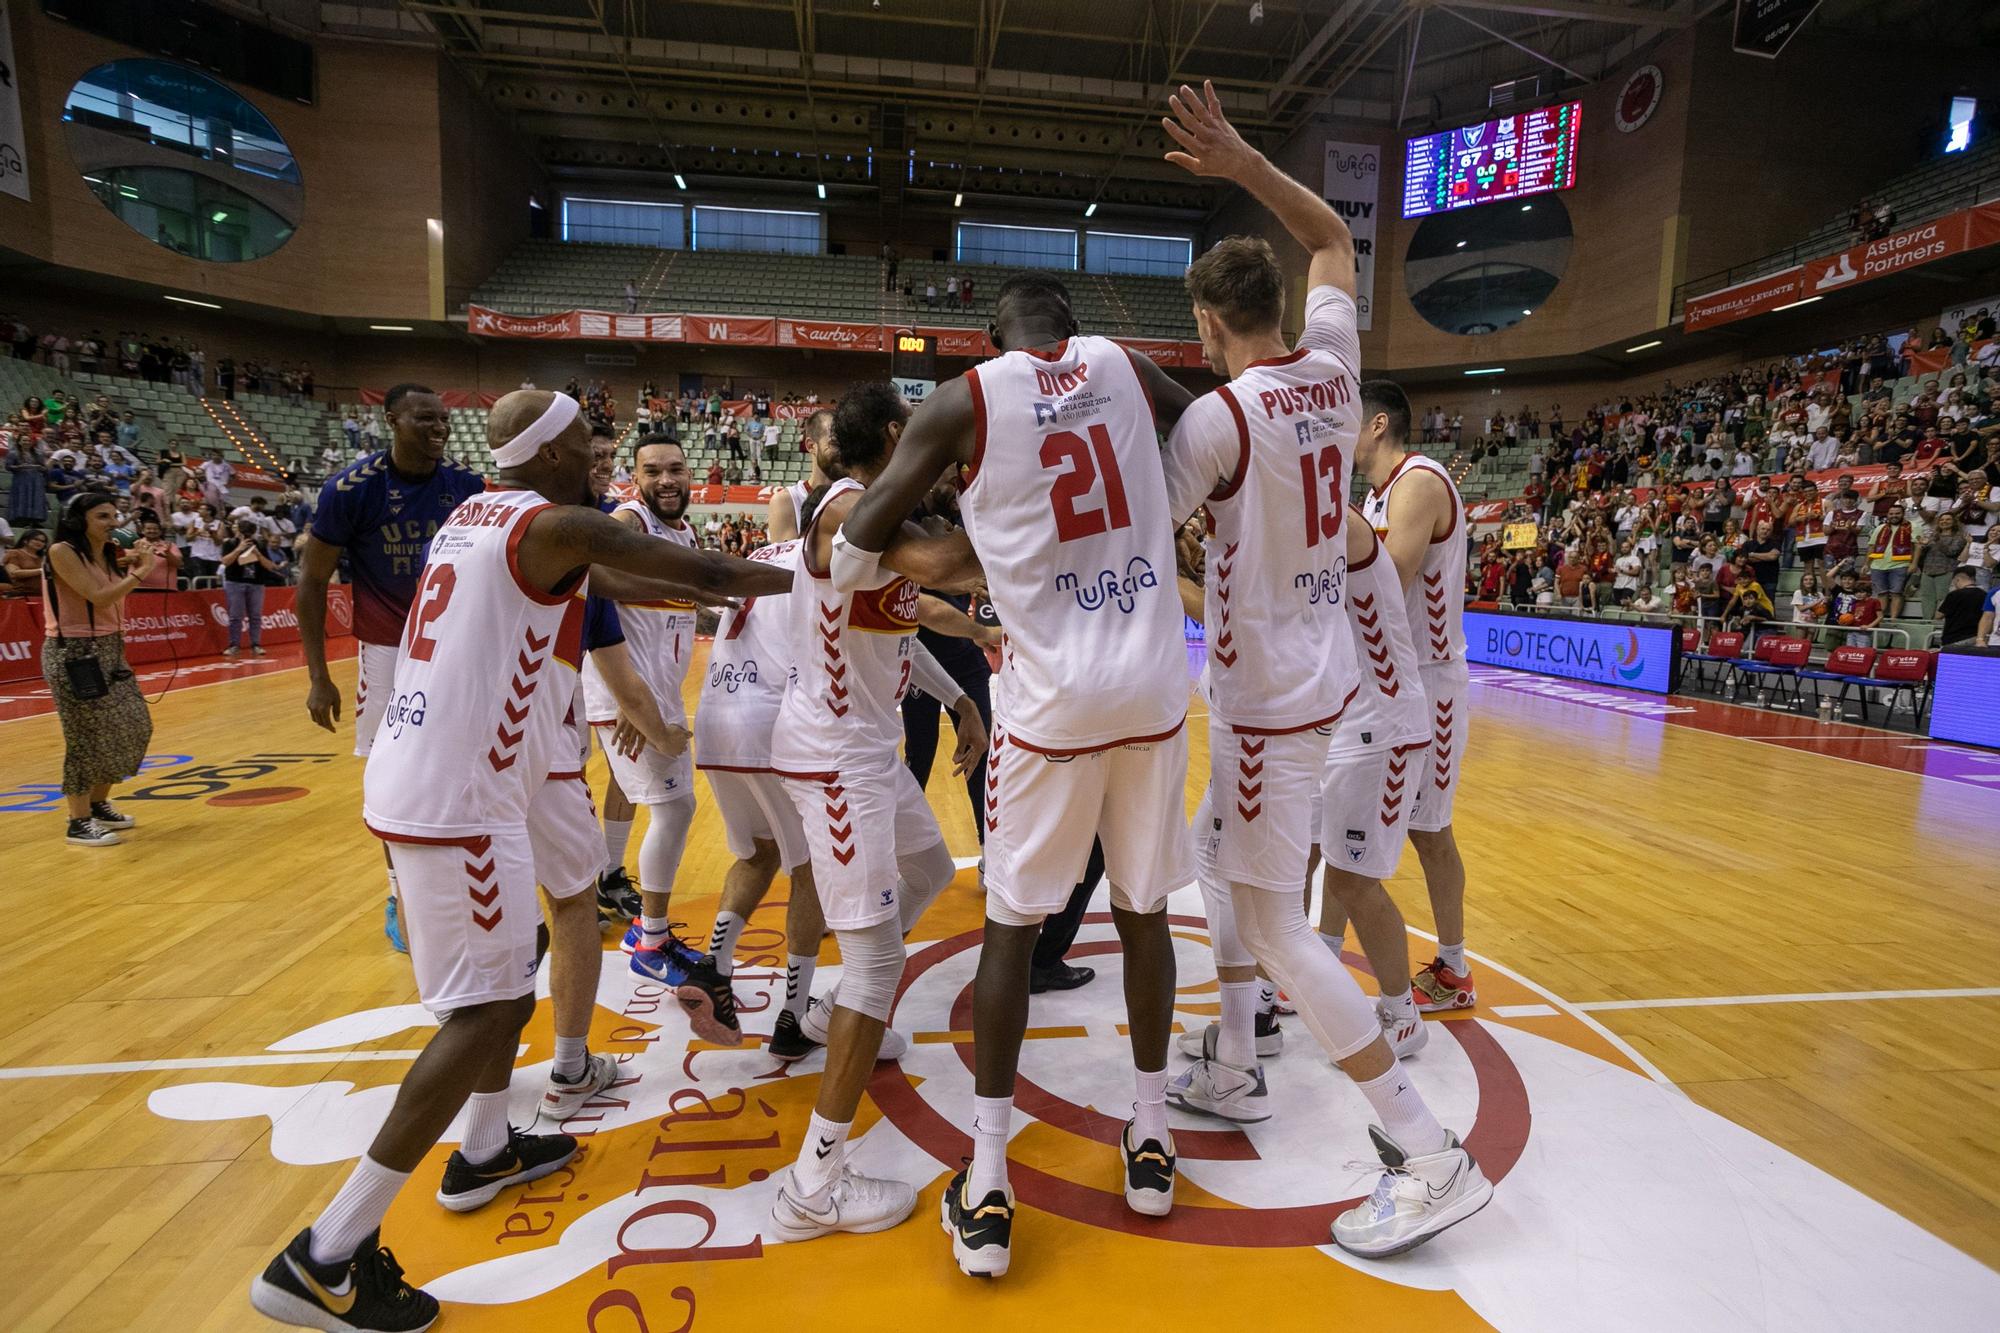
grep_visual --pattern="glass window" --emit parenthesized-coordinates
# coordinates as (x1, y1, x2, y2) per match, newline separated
(957, 222, 1078, 270)
(62, 59, 302, 263)
(561, 197, 685, 248)
(692, 206, 821, 254)
(1086, 231, 1192, 277)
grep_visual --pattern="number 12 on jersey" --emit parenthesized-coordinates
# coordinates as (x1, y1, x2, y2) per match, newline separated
(1300, 444, 1344, 547)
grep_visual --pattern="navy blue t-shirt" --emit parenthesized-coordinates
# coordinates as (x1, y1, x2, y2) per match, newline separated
(311, 453, 487, 644)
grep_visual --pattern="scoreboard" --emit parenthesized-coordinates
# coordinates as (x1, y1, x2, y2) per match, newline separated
(1402, 102, 1581, 218)
(891, 329, 936, 383)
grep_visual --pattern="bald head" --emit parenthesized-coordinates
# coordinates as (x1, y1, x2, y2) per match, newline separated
(488, 389, 593, 505)
(489, 389, 562, 448)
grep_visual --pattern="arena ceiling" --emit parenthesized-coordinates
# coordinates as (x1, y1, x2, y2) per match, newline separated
(307, 0, 1993, 211)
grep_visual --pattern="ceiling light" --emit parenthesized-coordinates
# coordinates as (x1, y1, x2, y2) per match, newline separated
(1625, 340, 1662, 353)
(1084, 202, 1098, 218)
(1771, 295, 1823, 313)
(369, 324, 414, 332)
(1463, 366, 1505, 376)
(1521, 309, 1532, 316)
(1455, 240, 1467, 248)
(953, 192, 964, 207)
(1521, 204, 1533, 211)
(817, 182, 827, 200)
(165, 295, 221, 309)
(210, 210, 229, 223)
(673, 174, 687, 190)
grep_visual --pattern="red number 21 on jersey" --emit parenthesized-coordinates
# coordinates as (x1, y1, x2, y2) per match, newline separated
(1042, 424, 1132, 543)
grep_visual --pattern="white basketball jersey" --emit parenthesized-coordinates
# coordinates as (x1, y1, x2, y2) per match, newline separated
(784, 480, 811, 530)
(960, 336, 1186, 752)
(1328, 526, 1428, 755)
(1362, 454, 1467, 667)
(770, 479, 921, 777)
(581, 501, 698, 724)
(1175, 343, 1361, 731)
(364, 489, 587, 838)
(694, 539, 800, 771)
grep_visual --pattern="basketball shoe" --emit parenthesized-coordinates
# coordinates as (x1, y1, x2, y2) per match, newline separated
(595, 867, 640, 924)
(629, 933, 742, 1046)
(942, 1166, 1014, 1277)
(797, 991, 910, 1059)
(436, 1126, 579, 1213)
(541, 1051, 621, 1122)
(1166, 1058, 1269, 1123)
(1411, 958, 1476, 1012)
(249, 1228, 437, 1332)
(767, 1163, 917, 1242)
(1379, 1002, 1430, 1058)
(1121, 1121, 1176, 1215)
(1175, 1011, 1283, 1061)
(1330, 1126, 1492, 1258)
(765, 1007, 821, 1062)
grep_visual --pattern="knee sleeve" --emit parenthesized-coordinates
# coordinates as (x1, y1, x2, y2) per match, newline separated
(895, 839, 957, 933)
(1231, 886, 1378, 1062)
(1198, 870, 1254, 971)
(833, 917, 906, 1021)
(637, 795, 695, 895)
(985, 897, 1047, 928)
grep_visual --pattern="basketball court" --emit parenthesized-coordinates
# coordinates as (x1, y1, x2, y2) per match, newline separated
(4, 642, 1996, 1330)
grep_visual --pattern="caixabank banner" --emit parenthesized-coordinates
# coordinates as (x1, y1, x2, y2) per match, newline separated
(1465, 610, 1678, 694)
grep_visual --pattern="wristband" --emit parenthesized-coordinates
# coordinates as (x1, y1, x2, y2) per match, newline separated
(829, 528, 886, 592)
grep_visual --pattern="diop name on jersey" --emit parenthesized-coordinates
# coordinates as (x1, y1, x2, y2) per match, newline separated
(1255, 374, 1352, 420)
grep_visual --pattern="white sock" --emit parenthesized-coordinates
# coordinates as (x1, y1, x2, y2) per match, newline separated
(1355, 1061, 1448, 1156)
(307, 1156, 410, 1265)
(1215, 980, 1258, 1070)
(1257, 980, 1277, 1014)
(792, 1111, 850, 1197)
(1379, 986, 1418, 1020)
(640, 914, 671, 946)
(461, 1088, 512, 1163)
(1131, 1067, 1169, 1145)
(709, 910, 748, 977)
(1319, 929, 1345, 959)
(552, 1035, 588, 1081)
(970, 1095, 1012, 1196)
(602, 817, 633, 869)
(1437, 940, 1468, 975)
(783, 952, 818, 1021)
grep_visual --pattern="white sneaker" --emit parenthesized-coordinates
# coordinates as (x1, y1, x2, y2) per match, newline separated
(1165, 1058, 1270, 1123)
(1175, 1014, 1282, 1062)
(797, 993, 907, 1060)
(1331, 1127, 1493, 1259)
(1378, 1002, 1430, 1059)
(768, 1163, 917, 1242)
(1120, 1120, 1176, 1216)
(541, 1051, 620, 1122)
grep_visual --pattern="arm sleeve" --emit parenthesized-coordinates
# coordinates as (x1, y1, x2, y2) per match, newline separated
(1295, 285, 1361, 375)
(1161, 392, 1242, 524)
(907, 641, 964, 706)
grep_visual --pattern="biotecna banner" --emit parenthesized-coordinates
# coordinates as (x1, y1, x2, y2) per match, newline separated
(1930, 649, 2000, 750)
(1465, 609, 1678, 694)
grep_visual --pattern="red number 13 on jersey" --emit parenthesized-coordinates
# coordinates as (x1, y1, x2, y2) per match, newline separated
(1042, 424, 1132, 543)
(1299, 444, 1344, 547)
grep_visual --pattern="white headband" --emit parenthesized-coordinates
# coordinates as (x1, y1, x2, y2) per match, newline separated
(491, 392, 580, 468)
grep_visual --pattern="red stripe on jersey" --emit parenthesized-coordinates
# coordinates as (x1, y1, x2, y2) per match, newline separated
(1006, 715, 1185, 758)
(503, 501, 577, 606)
(1209, 385, 1252, 503)
(1244, 347, 1310, 371)
(1020, 340, 1073, 362)
(964, 367, 988, 490)
(1349, 526, 1383, 572)
(1227, 683, 1358, 736)
(366, 822, 491, 848)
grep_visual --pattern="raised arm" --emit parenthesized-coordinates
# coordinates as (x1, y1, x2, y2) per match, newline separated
(818, 486, 982, 593)
(837, 376, 976, 565)
(517, 504, 795, 600)
(1163, 79, 1355, 299)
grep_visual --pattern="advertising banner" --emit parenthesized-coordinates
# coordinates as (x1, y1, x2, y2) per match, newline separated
(1931, 648, 2000, 750)
(0, 586, 352, 684)
(1683, 267, 1804, 332)
(1803, 212, 1975, 299)
(683, 316, 776, 347)
(775, 319, 885, 353)
(0, 3, 27, 202)
(1115, 339, 1191, 368)
(926, 326, 996, 358)
(1465, 608, 1679, 694)
(1733, 0, 1824, 57)
(1322, 140, 1381, 330)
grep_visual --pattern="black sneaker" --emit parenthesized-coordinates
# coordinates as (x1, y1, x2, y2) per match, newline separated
(595, 866, 639, 924)
(1029, 961, 1096, 993)
(89, 800, 135, 829)
(630, 929, 743, 1046)
(1121, 1120, 1176, 1217)
(1253, 1007, 1286, 1056)
(248, 1227, 438, 1332)
(435, 1125, 579, 1213)
(766, 1007, 822, 1062)
(940, 1166, 1014, 1278)
(65, 817, 119, 847)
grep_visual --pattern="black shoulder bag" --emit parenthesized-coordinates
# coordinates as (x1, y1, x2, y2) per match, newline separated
(45, 547, 111, 700)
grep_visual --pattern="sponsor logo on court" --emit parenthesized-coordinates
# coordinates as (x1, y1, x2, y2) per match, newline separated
(0, 750, 332, 812)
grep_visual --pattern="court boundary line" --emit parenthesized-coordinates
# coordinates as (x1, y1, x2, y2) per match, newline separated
(0, 660, 320, 726)
(1405, 926, 1687, 1096)
(1573, 986, 2000, 1012)
(0, 1049, 430, 1080)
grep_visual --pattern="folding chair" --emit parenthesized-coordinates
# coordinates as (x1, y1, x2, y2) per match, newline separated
(1732, 636, 1811, 708)
(1683, 630, 1743, 692)
(1855, 649, 1936, 725)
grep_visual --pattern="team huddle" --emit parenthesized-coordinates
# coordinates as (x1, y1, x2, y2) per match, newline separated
(250, 84, 1492, 1333)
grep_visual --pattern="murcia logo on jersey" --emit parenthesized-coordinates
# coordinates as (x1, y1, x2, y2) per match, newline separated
(383, 689, 428, 739)
(1056, 557, 1158, 614)
(1295, 563, 1344, 606)
(710, 658, 761, 692)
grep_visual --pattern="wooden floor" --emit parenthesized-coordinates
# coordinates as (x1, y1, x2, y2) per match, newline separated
(1, 644, 1996, 1331)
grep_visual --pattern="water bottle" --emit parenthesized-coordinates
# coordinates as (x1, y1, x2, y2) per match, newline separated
(1818, 694, 1834, 721)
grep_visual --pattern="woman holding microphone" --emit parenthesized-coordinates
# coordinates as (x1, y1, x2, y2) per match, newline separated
(42, 491, 156, 847)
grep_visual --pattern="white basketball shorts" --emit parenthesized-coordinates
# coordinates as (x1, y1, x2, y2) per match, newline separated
(780, 756, 942, 932)
(598, 723, 695, 806)
(704, 766, 809, 870)
(352, 641, 399, 758)
(1198, 717, 1330, 893)
(526, 774, 604, 899)
(382, 829, 540, 1016)
(1409, 660, 1469, 833)
(1311, 741, 1426, 882)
